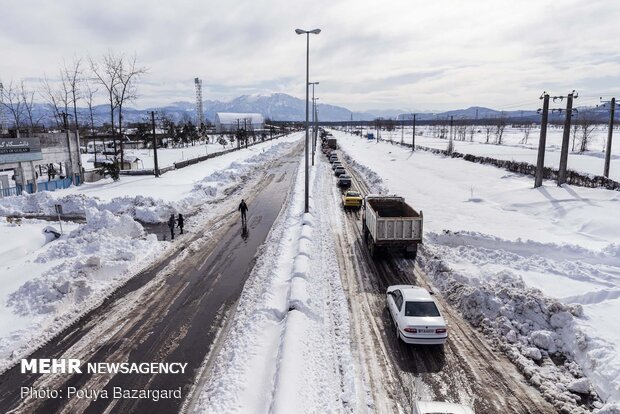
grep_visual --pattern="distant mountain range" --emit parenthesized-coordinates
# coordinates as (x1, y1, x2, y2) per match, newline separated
(5, 93, 613, 127)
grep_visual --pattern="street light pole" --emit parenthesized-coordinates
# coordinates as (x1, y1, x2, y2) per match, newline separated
(309, 82, 319, 166)
(312, 97, 319, 164)
(296, 28, 321, 213)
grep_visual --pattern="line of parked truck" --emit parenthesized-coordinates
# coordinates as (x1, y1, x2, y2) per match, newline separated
(320, 130, 423, 261)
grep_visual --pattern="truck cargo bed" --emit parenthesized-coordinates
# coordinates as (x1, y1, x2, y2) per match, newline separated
(366, 198, 420, 218)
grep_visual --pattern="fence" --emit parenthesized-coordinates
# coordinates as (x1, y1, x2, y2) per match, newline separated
(0, 176, 81, 198)
(119, 134, 286, 176)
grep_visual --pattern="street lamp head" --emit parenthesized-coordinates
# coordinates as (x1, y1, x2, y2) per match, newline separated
(295, 28, 321, 35)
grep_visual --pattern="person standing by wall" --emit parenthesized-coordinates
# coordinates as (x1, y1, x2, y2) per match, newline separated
(168, 213, 176, 240)
(177, 213, 184, 235)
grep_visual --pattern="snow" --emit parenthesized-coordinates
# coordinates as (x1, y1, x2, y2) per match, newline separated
(81, 140, 238, 170)
(192, 143, 362, 413)
(332, 129, 620, 411)
(0, 133, 304, 374)
(355, 124, 620, 181)
(0, 214, 161, 373)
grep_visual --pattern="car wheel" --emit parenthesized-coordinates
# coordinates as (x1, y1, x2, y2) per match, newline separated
(395, 325, 401, 342)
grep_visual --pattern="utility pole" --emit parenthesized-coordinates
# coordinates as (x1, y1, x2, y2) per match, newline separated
(602, 97, 617, 178)
(412, 113, 416, 151)
(535, 93, 550, 188)
(151, 111, 159, 177)
(558, 91, 577, 185)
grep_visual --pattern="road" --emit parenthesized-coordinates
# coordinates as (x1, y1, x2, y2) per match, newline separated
(330, 151, 557, 413)
(0, 143, 302, 414)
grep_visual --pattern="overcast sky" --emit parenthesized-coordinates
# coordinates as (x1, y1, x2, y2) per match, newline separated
(1, 0, 619, 111)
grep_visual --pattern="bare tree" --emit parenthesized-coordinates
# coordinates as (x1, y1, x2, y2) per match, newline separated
(520, 123, 533, 144)
(570, 117, 579, 152)
(468, 125, 475, 142)
(20, 81, 40, 134)
(40, 76, 64, 129)
(90, 51, 122, 161)
(85, 82, 98, 135)
(114, 54, 148, 166)
(456, 120, 467, 141)
(494, 114, 507, 145)
(0, 80, 25, 137)
(483, 122, 493, 143)
(577, 110, 597, 153)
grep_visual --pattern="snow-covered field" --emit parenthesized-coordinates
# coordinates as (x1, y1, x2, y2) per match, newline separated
(343, 125, 620, 181)
(332, 129, 620, 411)
(0, 133, 303, 374)
(81, 140, 238, 170)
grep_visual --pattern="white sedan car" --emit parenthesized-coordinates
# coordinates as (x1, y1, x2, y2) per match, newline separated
(386, 285, 448, 345)
(413, 401, 475, 414)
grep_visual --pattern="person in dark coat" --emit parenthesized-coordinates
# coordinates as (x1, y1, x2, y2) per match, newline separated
(177, 213, 184, 234)
(167, 214, 176, 240)
(238, 199, 248, 224)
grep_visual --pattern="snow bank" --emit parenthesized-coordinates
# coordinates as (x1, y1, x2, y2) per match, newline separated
(418, 248, 606, 412)
(0, 211, 162, 373)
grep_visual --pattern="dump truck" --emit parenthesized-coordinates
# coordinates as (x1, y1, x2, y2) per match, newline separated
(362, 195, 423, 259)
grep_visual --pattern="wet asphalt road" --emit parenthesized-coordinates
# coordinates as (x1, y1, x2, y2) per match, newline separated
(0, 150, 300, 414)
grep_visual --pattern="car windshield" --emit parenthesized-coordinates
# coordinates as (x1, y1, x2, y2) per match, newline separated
(347, 192, 360, 197)
(405, 301, 440, 317)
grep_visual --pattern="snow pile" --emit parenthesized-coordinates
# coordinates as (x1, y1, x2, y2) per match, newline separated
(193, 155, 360, 412)
(0, 210, 162, 372)
(419, 246, 603, 411)
(0, 192, 95, 217)
(423, 230, 620, 407)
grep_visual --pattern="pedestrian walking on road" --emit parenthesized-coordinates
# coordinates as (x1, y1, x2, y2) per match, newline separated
(168, 214, 176, 240)
(177, 213, 184, 234)
(238, 199, 248, 224)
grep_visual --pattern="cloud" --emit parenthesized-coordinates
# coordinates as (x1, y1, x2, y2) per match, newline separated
(1, 0, 619, 111)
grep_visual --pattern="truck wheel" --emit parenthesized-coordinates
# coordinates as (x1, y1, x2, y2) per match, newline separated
(407, 245, 418, 261)
(368, 238, 376, 258)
